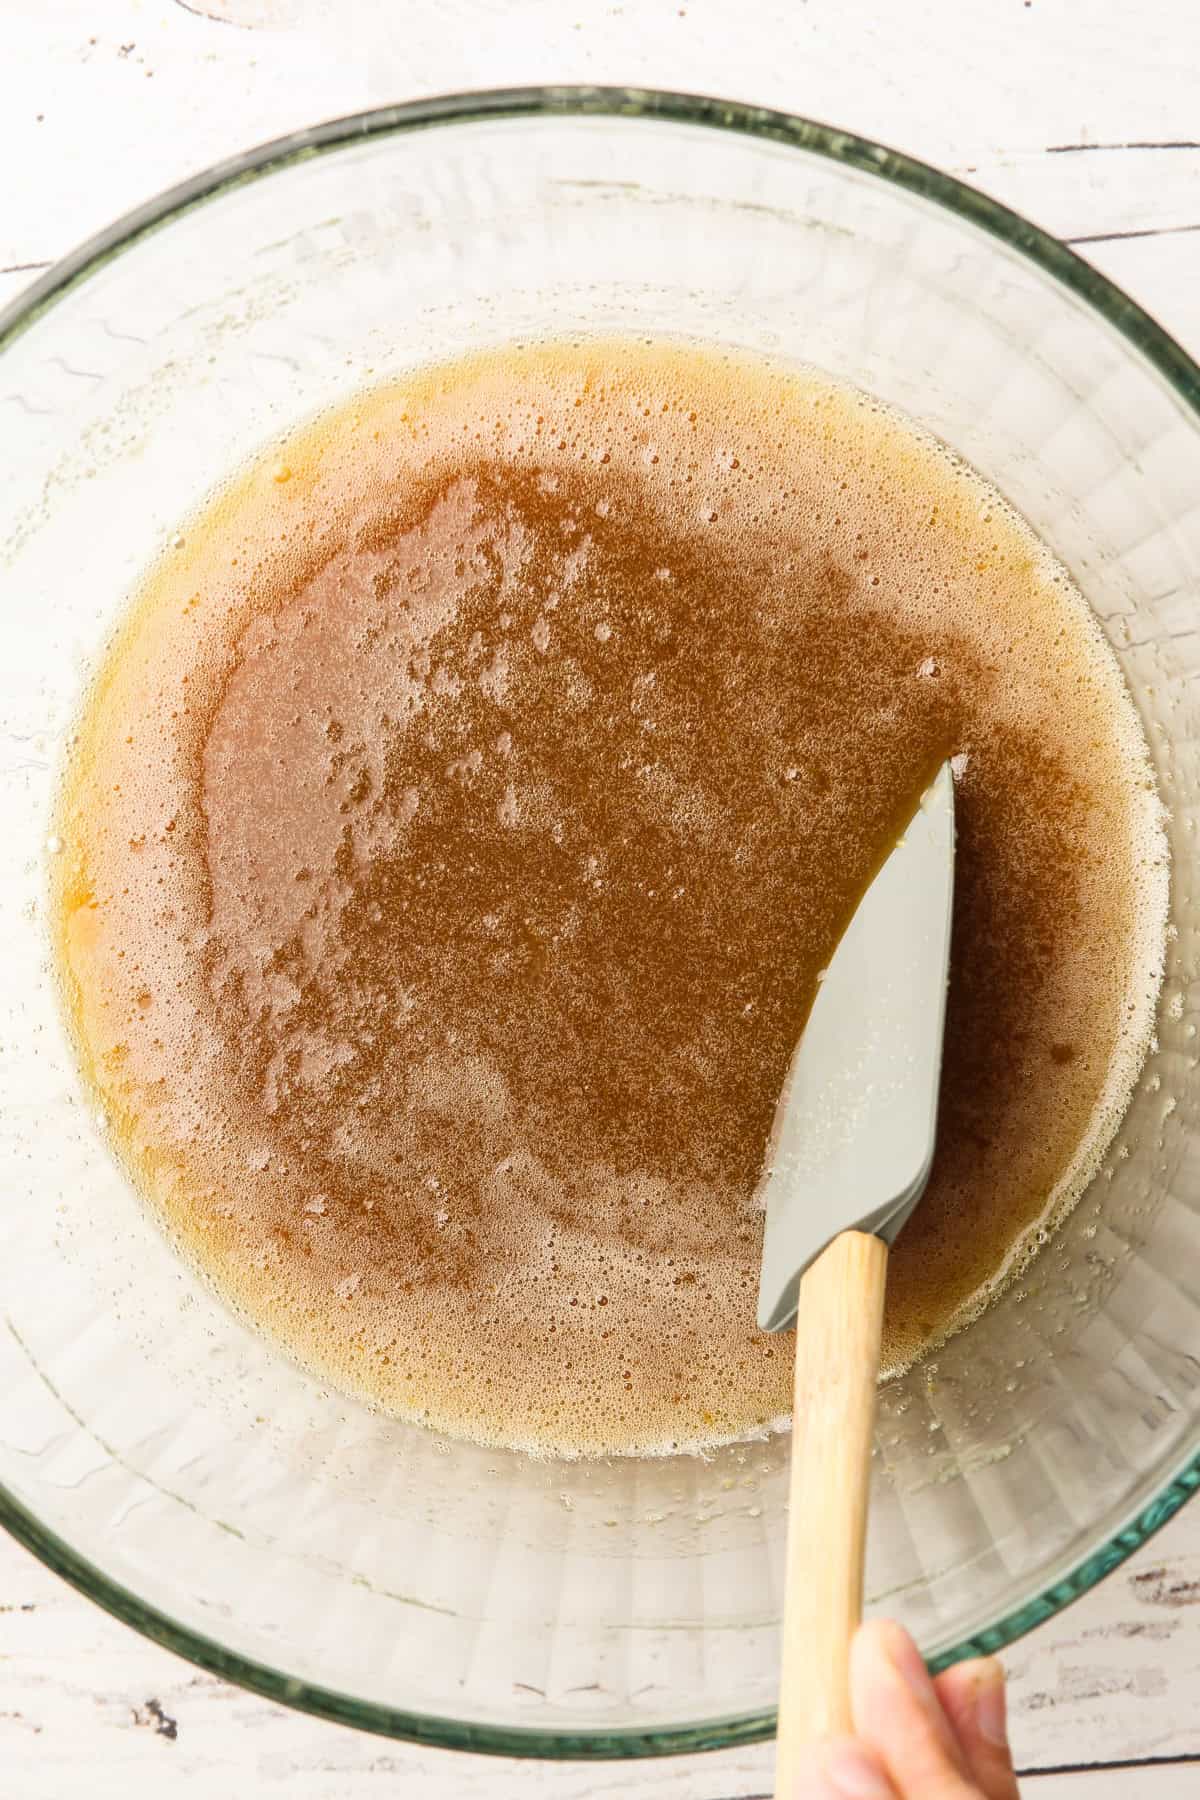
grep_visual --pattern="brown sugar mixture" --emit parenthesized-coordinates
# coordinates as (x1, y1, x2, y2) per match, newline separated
(51, 339, 1166, 1455)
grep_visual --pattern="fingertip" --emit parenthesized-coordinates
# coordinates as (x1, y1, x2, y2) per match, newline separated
(934, 1651, 1001, 1695)
(850, 1616, 904, 1671)
(934, 1655, 1018, 1797)
(972, 1656, 1010, 1748)
(851, 1617, 934, 1704)
(934, 1653, 1008, 1741)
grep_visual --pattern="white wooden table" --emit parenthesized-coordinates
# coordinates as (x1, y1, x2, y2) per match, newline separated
(3, 2, 1199, 1793)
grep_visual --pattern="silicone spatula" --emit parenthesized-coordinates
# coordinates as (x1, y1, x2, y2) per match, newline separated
(756, 760, 955, 1794)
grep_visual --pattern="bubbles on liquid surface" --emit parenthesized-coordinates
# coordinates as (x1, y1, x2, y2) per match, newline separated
(49, 338, 1167, 1457)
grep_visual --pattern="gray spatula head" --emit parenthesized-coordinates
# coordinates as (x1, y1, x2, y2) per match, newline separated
(756, 762, 956, 1333)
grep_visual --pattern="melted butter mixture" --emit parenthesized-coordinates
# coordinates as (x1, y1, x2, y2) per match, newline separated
(52, 340, 1166, 1455)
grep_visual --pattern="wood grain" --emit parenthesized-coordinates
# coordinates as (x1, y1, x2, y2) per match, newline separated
(776, 1232, 889, 1779)
(3, 0, 1200, 1792)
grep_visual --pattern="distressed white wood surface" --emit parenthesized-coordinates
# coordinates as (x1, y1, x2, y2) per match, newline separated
(4, 1513, 1200, 1797)
(3, 0, 1199, 1792)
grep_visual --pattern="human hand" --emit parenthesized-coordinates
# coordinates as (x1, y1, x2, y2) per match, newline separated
(791, 1619, 1018, 1798)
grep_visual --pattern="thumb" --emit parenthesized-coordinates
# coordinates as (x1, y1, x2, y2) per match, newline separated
(789, 1736, 899, 1797)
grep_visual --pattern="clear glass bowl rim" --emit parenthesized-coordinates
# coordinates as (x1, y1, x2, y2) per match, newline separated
(3, 84, 1200, 1760)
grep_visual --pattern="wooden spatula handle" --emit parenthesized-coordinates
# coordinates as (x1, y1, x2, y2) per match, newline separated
(774, 1229, 889, 1796)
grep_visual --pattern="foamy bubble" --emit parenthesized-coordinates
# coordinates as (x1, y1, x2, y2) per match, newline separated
(50, 335, 1167, 1457)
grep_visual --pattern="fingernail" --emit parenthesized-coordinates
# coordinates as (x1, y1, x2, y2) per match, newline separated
(805, 1739, 895, 1799)
(875, 1619, 937, 1709)
(974, 1661, 1009, 1748)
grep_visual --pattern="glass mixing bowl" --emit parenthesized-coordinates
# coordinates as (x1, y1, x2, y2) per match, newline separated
(2, 89, 1199, 1760)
